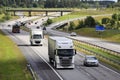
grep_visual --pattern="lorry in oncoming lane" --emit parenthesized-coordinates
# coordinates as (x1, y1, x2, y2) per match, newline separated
(48, 36, 76, 69)
(30, 28, 43, 46)
(12, 24, 20, 33)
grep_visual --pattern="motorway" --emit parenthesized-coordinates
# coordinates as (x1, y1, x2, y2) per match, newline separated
(0, 16, 120, 80)
(46, 15, 120, 54)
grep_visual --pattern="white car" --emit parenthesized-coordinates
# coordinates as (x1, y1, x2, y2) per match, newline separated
(70, 32, 77, 36)
(84, 55, 99, 66)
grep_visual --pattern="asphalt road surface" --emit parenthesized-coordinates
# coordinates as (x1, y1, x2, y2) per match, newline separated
(0, 17, 120, 80)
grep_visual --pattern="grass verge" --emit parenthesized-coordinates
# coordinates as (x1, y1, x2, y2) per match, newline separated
(74, 28, 120, 43)
(74, 40, 120, 71)
(0, 30, 32, 80)
(52, 9, 119, 22)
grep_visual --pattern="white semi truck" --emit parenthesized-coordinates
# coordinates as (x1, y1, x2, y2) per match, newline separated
(30, 29, 43, 46)
(48, 36, 76, 69)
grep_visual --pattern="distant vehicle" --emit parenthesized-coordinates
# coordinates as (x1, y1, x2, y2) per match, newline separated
(12, 24, 20, 33)
(15, 21, 21, 26)
(30, 28, 43, 46)
(43, 26, 46, 30)
(84, 55, 99, 66)
(21, 21, 27, 26)
(70, 32, 77, 36)
(8, 24, 11, 27)
(48, 36, 76, 69)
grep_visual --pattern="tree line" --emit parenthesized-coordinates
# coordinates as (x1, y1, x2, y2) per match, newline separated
(0, 0, 117, 8)
(60, 14, 120, 31)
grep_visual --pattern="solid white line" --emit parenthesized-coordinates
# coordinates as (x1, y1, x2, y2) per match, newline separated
(78, 52, 120, 75)
(100, 64, 120, 76)
(34, 49, 64, 80)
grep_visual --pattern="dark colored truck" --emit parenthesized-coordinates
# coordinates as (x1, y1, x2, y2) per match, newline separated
(12, 24, 20, 33)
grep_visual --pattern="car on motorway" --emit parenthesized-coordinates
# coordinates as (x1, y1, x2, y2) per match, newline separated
(83, 55, 99, 66)
(70, 32, 77, 36)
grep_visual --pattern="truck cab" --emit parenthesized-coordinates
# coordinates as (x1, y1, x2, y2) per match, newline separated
(48, 36, 76, 69)
(12, 24, 20, 33)
(30, 29, 43, 46)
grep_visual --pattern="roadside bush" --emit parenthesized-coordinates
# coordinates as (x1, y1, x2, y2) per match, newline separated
(112, 13, 120, 21)
(101, 18, 110, 24)
(112, 13, 117, 20)
(110, 19, 115, 26)
(0, 10, 2, 14)
(43, 18, 53, 26)
(75, 20, 84, 29)
(84, 16, 96, 28)
(47, 18, 53, 25)
(0, 19, 5, 22)
(68, 21, 75, 31)
(2, 15, 10, 20)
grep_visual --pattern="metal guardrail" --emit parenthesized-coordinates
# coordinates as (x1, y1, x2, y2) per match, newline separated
(73, 40, 120, 66)
(69, 37, 120, 56)
(27, 63, 38, 80)
(51, 21, 120, 57)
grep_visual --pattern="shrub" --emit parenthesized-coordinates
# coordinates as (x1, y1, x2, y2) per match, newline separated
(47, 18, 53, 25)
(75, 20, 84, 29)
(68, 21, 75, 31)
(101, 18, 110, 24)
(84, 16, 96, 28)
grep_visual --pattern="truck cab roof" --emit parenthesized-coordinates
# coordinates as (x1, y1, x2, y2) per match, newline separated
(49, 36, 72, 42)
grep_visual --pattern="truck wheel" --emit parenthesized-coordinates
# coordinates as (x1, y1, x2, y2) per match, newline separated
(53, 61, 57, 68)
(30, 42, 33, 46)
(40, 44, 42, 46)
(49, 58, 52, 64)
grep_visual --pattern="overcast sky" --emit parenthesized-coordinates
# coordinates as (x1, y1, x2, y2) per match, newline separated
(93, 0, 117, 2)
(114, 0, 117, 2)
(101, 0, 117, 2)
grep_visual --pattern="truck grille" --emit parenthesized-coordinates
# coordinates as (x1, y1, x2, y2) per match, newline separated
(60, 57, 72, 66)
(35, 41, 40, 43)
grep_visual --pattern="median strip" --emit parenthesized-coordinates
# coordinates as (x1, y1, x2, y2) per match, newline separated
(73, 40, 120, 71)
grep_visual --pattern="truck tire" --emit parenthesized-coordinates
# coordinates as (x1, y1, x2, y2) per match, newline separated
(49, 57, 53, 64)
(53, 61, 57, 68)
(30, 42, 33, 46)
(40, 44, 43, 46)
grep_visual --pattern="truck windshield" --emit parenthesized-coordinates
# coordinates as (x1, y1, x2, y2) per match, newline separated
(33, 34, 42, 39)
(57, 49, 74, 56)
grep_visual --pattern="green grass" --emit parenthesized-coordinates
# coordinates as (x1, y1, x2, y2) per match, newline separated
(0, 14, 5, 22)
(52, 9, 119, 22)
(74, 41, 120, 62)
(52, 14, 83, 22)
(54, 8, 120, 43)
(74, 28, 120, 43)
(74, 40, 120, 70)
(0, 14, 5, 19)
(0, 30, 32, 80)
(0, 13, 19, 22)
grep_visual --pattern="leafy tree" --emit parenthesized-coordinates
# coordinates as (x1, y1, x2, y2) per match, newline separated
(75, 20, 84, 29)
(118, 13, 120, 21)
(101, 18, 116, 29)
(84, 16, 96, 28)
(19, 2, 26, 8)
(47, 18, 53, 25)
(112, 13, 118, 20)
(68, 21, 75, 31)
(110, 19, 115, 26)
(2, 14, 10, 20)
(33, 2, 38, 8)
(101, 18, 110, 24)
(12, 4, 18, 8)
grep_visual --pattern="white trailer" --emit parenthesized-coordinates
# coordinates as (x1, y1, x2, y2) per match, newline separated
(30, 29, 43, 46)
(48, 36, 76, 69)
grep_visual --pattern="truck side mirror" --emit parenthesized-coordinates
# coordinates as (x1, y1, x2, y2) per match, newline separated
(75, 49, 77, 55)
(54, 50, 56, 55)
